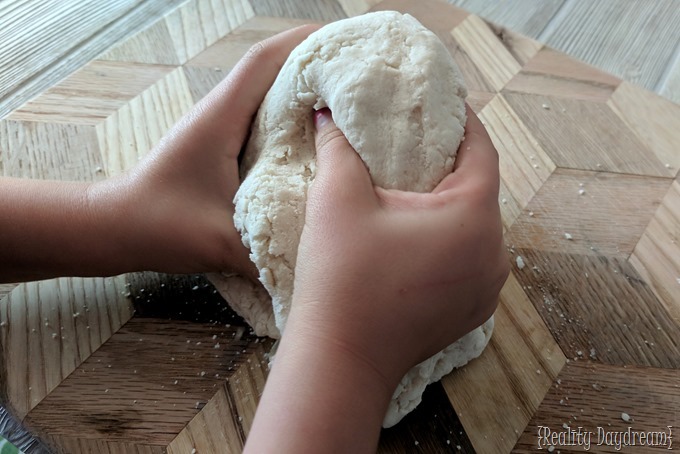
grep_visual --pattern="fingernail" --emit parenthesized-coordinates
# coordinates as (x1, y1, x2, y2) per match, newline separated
(314, 108, 331, 129)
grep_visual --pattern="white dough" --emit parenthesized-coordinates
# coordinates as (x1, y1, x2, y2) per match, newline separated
(208, 10, 494, 428)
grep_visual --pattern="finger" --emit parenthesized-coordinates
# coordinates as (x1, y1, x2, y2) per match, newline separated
(433, 105, 500, 197)
(194, 24, 321, 154)
(311, 108, 377, 210)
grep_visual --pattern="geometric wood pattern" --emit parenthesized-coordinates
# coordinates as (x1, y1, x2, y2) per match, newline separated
(513, 362, 679, 453)
(1, 0, 679, 452)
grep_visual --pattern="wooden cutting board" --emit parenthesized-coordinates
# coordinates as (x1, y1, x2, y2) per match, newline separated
(1, 0, 679, 452)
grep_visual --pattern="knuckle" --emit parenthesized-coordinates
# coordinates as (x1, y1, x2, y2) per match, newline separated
(316, 127, 346, 152)
(244, 40, 269, 62)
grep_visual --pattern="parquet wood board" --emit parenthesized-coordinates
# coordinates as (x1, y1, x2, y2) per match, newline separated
(1, 0, 679, 452)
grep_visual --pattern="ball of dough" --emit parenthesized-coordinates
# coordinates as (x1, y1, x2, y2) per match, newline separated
(209, 10, 493, 428)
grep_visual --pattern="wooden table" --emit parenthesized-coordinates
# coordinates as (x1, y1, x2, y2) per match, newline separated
(1, 0, 679, 452)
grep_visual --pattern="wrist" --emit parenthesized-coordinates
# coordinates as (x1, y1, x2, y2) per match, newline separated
(245, 306, 397, 453)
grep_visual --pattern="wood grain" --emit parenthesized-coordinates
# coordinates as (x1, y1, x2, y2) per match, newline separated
(0, 0, 142, 108)
(504, 47, 621, 102)
(514, 362, 679, 452)
(370, 0, 468, 33)
(225, 343, 272, 440)
(510, 249, 680, 369)
(543, 0, 680, 92)
(0, 0, 186, 120)
(480, 95, 555, 215)
(167, 385, 243, 454)
(505, 169, 671, 258)
(337, 0, 380, 16)
(503, 92, 673, 177)
(100, 0, 256, 66)
(8, 61, 174, 125)
(249, 0, 346, 21)
(659, 54, 680, 105)
(0, 285, 18, 301)
(97, 67, 194, 177)
(498, 178, 523, 231)
(446, 0, 564, 39)
(0, 120, 104, 181)
(2, 0, 680, 452)
(183, 16, 313, 102)
(442, 272, 566, 454)
(24, 318, 258, 452)
(484, 23, 542, 67)
(0, 277, 131, 419)
(608, 82, 680, 175)
(451, 14, 522, 91)
(630, 181, 680, 324)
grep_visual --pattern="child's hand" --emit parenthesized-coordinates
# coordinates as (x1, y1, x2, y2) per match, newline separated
(97, 25, 320, 278)
(289, 106, 509, 385)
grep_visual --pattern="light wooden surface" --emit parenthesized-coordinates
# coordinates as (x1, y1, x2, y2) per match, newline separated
(1, 0, 679, 123)
(1, 0, 679, 453)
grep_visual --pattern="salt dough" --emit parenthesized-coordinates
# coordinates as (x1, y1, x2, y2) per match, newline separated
(208, 10, 494, 428)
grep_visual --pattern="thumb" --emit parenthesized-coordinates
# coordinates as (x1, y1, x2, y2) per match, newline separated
(312, 108, 376, 205)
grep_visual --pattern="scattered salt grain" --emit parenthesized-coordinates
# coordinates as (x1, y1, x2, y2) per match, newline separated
(542, 103, 551, 110)
(564, 233, 573, 240)
(578, 189, 586, 195)
(665, 163, 671, 169)
(516, 255, 526, 270)
(621, 412, 631, 422)
(529, 211, 534, 217)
